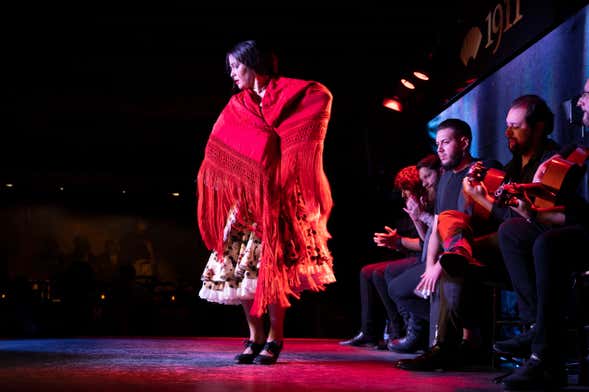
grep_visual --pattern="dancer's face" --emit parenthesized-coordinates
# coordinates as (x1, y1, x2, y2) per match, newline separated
(228, 55, 255, 90)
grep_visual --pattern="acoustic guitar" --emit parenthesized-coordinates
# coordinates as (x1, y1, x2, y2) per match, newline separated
(469, 146, 589, 213)
(466, 161, 507, 219)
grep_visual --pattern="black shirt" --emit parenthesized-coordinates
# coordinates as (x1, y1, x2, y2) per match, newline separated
(435, 166, 471, 215)
(503, 139, 560, 184)
(491, 139, 560, 222)
(436, 159, 503, 217)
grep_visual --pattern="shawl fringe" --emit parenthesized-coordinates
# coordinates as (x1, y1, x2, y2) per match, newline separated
(197, 77, 333, 316)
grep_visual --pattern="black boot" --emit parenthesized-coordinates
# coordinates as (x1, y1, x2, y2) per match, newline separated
(395, 343, 462, 371)
(493, 324, 535, 358)
(501, 353, 567, 390)
(339, 332, 378, 347)
(378, 319, 404, 350)
(438, 247, 474, 277)
(387, 315, 428, 353)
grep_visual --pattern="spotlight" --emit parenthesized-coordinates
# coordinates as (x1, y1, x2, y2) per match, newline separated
(5, 183, 14, 188)
(383, 98, 402, 112)
(413, 71, 430, 81)
(171, 192, 180, 197)
(401, 79, 415, 89)
(100, 294, 106, 300)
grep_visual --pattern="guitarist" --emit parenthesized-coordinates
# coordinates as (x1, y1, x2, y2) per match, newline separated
(398, 97, 559, 372)
(493, 83, 589, 390)
(462, 95, 560, 222)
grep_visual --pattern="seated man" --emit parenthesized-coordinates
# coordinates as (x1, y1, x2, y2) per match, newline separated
(494, 83, 589, 390)
(396, 118, 504, 371)
(398, 95, 561, 371)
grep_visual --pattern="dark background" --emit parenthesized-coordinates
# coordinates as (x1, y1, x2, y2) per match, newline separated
(0, 1, 587, 339)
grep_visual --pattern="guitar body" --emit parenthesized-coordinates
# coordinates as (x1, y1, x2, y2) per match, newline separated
(467, 163, 506, 220)
(535, 156, 578, 207)
(509, 146, 588, 210)
(469, 146, 589, 213)
(481, 167, 506, 196)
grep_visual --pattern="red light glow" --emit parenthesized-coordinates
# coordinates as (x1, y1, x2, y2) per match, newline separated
(383, 98, 402, 112)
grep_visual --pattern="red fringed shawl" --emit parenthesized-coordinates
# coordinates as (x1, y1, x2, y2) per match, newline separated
(197, 77, 333, 316)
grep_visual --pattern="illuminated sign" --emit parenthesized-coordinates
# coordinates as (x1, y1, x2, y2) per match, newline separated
(460, 0, 524, 66)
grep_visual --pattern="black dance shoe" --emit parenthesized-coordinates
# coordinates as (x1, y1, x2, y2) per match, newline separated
(339, 332, 379, 348)
(253, 340, 284, 365)
(234, 339, 265, 364)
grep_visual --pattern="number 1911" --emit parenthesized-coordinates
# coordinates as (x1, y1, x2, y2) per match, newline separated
(484, 0, 523, 54)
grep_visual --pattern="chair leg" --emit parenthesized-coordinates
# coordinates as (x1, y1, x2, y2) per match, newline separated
(575, 273, 589, 385)
(491, 286, 498, 368)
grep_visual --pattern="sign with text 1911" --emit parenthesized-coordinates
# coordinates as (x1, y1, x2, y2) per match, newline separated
(461, 0, 524, 66)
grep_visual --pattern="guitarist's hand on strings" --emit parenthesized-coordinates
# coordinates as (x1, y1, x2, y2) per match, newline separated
(510, 197, 535, 221)
(510, 197, 566, 225)
(462, 176, 489, 204)
(506, 160, 544, 219)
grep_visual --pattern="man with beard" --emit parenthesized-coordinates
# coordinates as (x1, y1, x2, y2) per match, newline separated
(494, 82, 589, 390)
(457, 95, 559, 360)
(395, 118, 501, 370)
(397, 96, 558, 371)
(580, 78, 589, 126)
(461, 95, 560, 224)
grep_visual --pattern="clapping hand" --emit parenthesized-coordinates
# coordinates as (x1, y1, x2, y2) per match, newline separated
(373, 226, 402, 250)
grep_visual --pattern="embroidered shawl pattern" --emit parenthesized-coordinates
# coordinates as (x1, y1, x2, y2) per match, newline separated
(197, 77, 334, 316)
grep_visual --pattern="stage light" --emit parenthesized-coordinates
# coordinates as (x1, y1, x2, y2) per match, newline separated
(383, 98, 402, 112)
(59, 186, 64, 191)
(401, 79, 415, 90)
(5, 183, 14, 188)
(171, 295, 176, 302)
(1, 293, 6, 299)
(100, 294, 106, 300)
(171, 192, 180, 197)
(413, 71, 430, 81)
(122, 190, 127, 194)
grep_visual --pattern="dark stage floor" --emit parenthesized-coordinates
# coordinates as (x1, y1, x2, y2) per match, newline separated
(0, 337, 586, 392)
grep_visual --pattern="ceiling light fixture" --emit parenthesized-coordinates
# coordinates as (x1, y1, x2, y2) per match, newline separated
(413, 71, 430, 81)
(383, 98, 402, 112)
(401, 79, 415, 89)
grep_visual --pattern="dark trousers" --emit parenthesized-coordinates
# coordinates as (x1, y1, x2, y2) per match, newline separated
(386, 262, 429, 323)
(435, 210, 498, 346)
(359, 257, 419, 338)
(498, 218, 589, 360)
